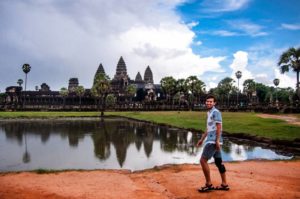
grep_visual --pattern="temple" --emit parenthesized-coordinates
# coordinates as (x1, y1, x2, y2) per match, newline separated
(2, 56, 163, 110)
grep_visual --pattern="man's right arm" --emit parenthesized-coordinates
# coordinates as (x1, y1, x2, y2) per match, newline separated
(196, 130, 207, 147)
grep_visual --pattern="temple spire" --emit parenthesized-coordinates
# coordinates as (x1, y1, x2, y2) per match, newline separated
(116, 56, 127, 76)
(93, 63, 106, 85)
(144, 65, 153, 84)
(135, 72, 143, 82)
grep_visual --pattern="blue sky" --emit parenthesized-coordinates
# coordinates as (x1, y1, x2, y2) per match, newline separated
(176, 0, 300, 89)
(0, 0, 300, 92)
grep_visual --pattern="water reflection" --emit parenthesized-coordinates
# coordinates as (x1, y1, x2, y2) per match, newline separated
(0, 118, 293, 171)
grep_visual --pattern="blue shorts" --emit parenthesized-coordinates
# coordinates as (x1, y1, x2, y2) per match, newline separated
(201, 143, 222, 160)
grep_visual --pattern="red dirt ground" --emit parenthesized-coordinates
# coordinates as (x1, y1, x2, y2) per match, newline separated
(0, 160, 299, 199)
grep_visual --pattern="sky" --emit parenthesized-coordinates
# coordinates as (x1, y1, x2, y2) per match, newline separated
(1, 0, 300, 92)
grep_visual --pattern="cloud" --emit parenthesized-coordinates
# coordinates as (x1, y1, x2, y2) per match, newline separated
(274, 69, 296, 88)
(281, 23, 300, 30)
(229, 51, 253, 89)
(0, 0, 225, 91)
(194, 41, 203, 46)
(187, 21, 199, 28)
(228, 20, 268, 37)
(202, 0, 251, 12)
(255, 73, 272, 85)
(245, 44, 296, 88)
(212, 30, 239, 37)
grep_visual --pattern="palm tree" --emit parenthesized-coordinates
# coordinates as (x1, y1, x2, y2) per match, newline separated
(75, 85, 85, 110)
(185, 76, 205, 109)
(160, 76, 177, 104)
(176, 78, 188, 107)
(22, 63, 31, 107)
(278, 47, 300, 93)
(235, 71, 242, 106)
(273, 78, 280, 104)
(243, 79, 256, 102)
(59, 87, 68, 109)
(17, 79, 23, 87)
(91, 73, 111, 116)
(217, 77, 236, 106)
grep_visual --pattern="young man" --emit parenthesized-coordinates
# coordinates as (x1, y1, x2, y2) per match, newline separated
(196, 95, 229, 192)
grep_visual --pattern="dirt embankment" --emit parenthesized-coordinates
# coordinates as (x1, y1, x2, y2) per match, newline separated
(0, 160, 299, 199)
(257, 114, 300, 126)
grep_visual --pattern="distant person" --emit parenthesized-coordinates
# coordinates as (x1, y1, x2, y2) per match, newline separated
(196, 94, 229, 192)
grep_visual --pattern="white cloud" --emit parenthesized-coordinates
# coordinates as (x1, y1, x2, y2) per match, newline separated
(227, 20, 268, 37)
(0, 0, 225, 91)
(274, 69, 296, 88)
(281, 23, 300, 30)
(194, 41, 203, 46)
(229, 51, 253, 89)
(212, 30, 239, 37)
(202, 0, 250, 12)
(187, 21, 199, 28)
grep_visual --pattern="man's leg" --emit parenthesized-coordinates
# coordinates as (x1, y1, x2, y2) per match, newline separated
(200, 157, 211, 185)
(214, 152, 227, 186)
(200, 144, 215, 185)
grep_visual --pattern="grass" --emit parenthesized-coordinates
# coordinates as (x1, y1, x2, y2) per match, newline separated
(0, 111, 299, 141)
(106, 111, 300, 141)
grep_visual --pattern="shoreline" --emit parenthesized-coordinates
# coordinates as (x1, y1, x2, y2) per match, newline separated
(1, 160, 299, 199)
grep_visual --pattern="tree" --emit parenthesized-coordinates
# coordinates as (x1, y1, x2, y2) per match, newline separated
(273, 78, 280, 104)
(243, 79, 256, 102)
(160, 76, 177, 104)
(125, 84, 136, 102)
(75, 85, 85, 110)
(106, 94, 116, 108)
(255, 83, 269, 103)
(185, 76, 206, 109)
(235, 71, 242, 106)
(17, 79, 23, 87)
(217, 77, 236, 106)
(277, 87, 294, 104)
(91, 73, 111, 116)
(176, 78, 188, 107)
(59, 87, 68, 108)
(278, 47, 300, 96)
(22, 63, 31, 107)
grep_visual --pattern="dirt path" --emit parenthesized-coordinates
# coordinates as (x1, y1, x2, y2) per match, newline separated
(0, 160, 299, 199)
(257, 114, 300, 126)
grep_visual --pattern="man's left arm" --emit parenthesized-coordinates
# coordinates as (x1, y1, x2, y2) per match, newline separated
(215, 123, 222, 151)
(213, 111, 222, 151)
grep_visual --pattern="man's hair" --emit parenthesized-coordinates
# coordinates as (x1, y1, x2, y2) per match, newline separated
(206, 94, 217, 102)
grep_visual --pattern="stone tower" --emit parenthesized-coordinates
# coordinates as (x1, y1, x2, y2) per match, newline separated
(144, 66, 153, 84)
(68, 78, 79, 92)
(93, 63, 106, 85)
(111, 56, 130, 93)
(114, 56, 127, 79)
(135, 72, 144, 83)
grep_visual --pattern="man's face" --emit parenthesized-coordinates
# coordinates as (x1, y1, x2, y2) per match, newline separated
(205, 98, 215, 109)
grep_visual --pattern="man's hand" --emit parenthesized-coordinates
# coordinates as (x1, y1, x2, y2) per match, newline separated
(215, 142, 221, 151)
(196, 140, 203, 147)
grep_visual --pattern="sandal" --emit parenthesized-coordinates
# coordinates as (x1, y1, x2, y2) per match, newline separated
(198, 184, 214, 192)
(215, 184, 230, 191)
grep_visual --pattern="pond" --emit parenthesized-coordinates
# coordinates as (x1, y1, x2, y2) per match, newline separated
(0, 118, 293, 172)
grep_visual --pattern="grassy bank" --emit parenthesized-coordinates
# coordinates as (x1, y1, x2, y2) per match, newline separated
(106, 111, 300, 141)
(0, 111, 299, 141)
